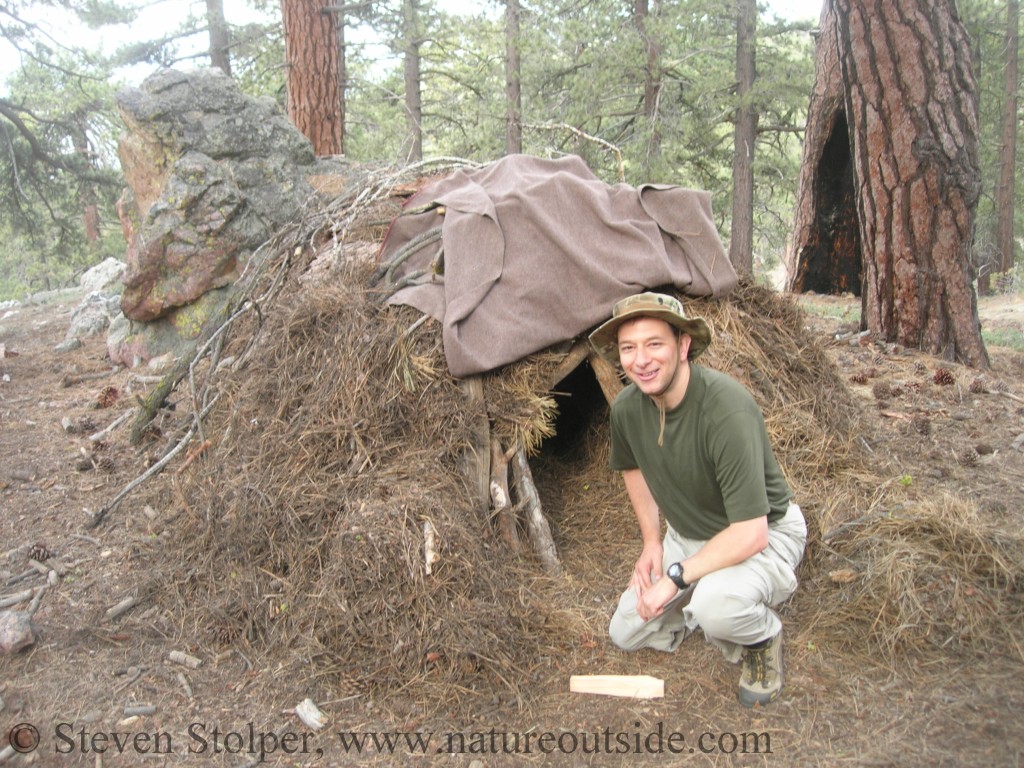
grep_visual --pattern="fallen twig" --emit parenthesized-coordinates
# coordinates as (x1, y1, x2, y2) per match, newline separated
(0, 587, 36, 610)
(87, 394, 220, 529)
(89, 408, 136, 443)
(106, 595, 142, 621)
(176, 671, 194, 699)
(175, 439, 212, 475)
(994, 389, 1024, 405)
(61, 368, 120, 388)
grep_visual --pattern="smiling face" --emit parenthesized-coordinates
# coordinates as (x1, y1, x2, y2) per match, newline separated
(616, 316, 692, 408)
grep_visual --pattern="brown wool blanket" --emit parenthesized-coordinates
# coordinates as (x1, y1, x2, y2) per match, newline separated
(379, 154, 738, 377)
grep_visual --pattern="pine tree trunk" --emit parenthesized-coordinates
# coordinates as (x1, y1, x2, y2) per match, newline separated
(787, 1, 861, 295)
(403, 0, 423, 161)
(634, 0, 662, 161)
(206, 0, 231, 76)
(791, 0, 988, 368)
(505, 0, 522, 155)
(994, 0, 1019, 280)
(729, 0, 757, 275)
(282, 0, 344, 156)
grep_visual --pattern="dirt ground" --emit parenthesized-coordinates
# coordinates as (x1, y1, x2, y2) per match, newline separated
(1, 289, 1022, 767)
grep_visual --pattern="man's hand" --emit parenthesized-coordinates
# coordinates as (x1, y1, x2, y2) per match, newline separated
(630, 541, 664, 595)
(636, 570, 679, 621)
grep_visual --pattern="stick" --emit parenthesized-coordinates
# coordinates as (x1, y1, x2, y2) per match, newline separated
(88, 394, 219, 529)
(61, 369, 119, 387)
(489, 436, 521, 551)
(123, 705, 156, 717)
(423, 520, 439, 575)
(995, 389, 1024, 405)
(169, 650, 203, 669)
(106, 595, 142, 621)
(511, 444, 561, 576)
(175, 439, 212, 475)
(588, 352, 625, 406)
(176, 672, 194, 699)
(543, 340, 592, 391)
(0, 588, 36, 609)
(89, 409, 136, 443)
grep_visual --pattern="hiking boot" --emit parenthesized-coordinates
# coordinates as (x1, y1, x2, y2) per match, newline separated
(738, 631, 783, 707)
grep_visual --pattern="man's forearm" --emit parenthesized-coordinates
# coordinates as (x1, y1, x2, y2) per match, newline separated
(679, 516, 768, 582)
(623, 469, 661, 544)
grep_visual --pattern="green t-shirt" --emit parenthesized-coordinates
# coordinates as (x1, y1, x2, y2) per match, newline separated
(609, 364, 791, 540)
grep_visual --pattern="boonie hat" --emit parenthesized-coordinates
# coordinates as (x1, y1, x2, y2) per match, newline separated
(589, 292, 712, 363)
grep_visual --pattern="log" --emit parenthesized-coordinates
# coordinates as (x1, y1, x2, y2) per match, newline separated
(511, 445, 561, 576)
(543, 340, 592, 390)
(588, 352, 624, 406)
(459, 377, 491, 514)
(489, 437, 521, 551)
(569, 674, 665, 699)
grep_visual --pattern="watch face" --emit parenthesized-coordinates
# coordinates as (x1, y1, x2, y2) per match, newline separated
(668, 563, 681, 578)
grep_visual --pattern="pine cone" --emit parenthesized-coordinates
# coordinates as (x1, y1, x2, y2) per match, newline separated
(911, 414, 931, 435)
(871, 381, 893, 400)
(933, 368, 956, 386)
(850, 372, 869, 385)
(96, 385, 120, 408)
(968, 376, 988, 394)
(29, 543, 52, 562)
(957, 447, 979, 466)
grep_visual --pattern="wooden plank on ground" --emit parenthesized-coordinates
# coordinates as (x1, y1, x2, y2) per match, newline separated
(569, 674, 664, 699)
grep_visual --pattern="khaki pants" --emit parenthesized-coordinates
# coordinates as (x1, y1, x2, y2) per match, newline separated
(608, 503, 807, 663)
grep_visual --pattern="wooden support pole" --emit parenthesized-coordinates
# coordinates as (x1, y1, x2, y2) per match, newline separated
(459, 376, 491, 514)
(588, 352, 624, 406)
(489, 437, 521, 552)
(511, 444, 561, 576)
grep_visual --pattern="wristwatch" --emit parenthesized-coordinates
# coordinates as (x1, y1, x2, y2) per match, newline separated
(666, 562, 689, 590)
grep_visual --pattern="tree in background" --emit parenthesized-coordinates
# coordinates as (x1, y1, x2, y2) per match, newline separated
(505, 0, 522, 155)
(0, 1, 127, 295)
(281, 0, 344, 155)
(791, 0, 987, 367)
(729, 0, 757, 275)
(993, 0, 1019, 289)
(206, 0, 232, 75)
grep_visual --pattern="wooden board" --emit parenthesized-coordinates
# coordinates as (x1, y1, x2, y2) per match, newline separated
(569, 674, 664, 699)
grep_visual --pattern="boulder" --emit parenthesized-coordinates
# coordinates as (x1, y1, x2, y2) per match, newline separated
(67, 292, 123, 339)
(80, 257, 126, 296)
(115, 68, 350, 327)
(107, 285, 233, 368)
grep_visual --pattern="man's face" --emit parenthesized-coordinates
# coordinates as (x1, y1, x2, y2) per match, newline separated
(616, 317, 691, 402)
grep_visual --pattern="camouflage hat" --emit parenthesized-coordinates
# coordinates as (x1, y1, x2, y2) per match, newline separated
(589, 292, 712, 363)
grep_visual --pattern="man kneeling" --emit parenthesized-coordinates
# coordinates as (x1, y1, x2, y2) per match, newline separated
(589, 292, 806, 707)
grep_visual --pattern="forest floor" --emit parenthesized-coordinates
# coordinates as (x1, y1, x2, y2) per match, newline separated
(0, 288, 1022, 767)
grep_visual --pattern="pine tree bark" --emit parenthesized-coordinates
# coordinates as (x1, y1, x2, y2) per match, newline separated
(729, 0, 757, 275)
(787, 2, 860, 295)
(994, 0, 1019, 280)
(282, 0, 344, 156)
(402, 0, 423, 161)
(206, 0, 231, 76)
(634, 0, 662, 160)
(505, 0, 522, 155)
(790, 0, 988, 368)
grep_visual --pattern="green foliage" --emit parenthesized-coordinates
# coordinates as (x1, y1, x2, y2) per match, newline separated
(0, 48, 124, 299)
(959, 0, 1021, 278)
